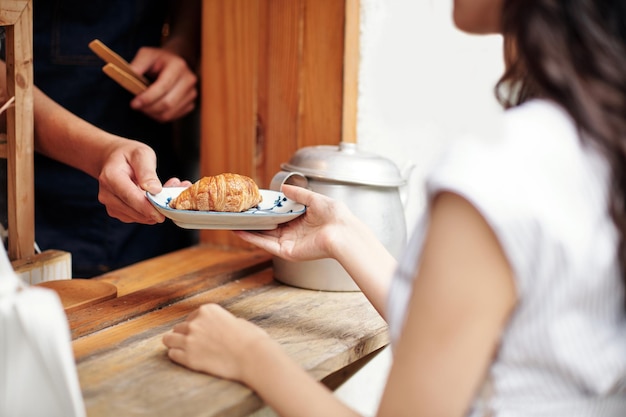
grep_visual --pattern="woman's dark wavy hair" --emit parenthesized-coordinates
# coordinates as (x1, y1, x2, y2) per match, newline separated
(495, 0, 626, 305)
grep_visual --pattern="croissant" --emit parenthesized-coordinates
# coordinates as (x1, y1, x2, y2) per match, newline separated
(169, 173, 263, 212)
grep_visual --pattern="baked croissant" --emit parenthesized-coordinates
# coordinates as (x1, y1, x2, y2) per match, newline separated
(169, 173, 262, 212)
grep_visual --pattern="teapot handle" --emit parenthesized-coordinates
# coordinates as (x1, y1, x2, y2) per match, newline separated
(270, 171, 309, 192)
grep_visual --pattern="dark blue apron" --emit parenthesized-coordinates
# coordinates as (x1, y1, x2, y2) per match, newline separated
(33, 0, 194, 277)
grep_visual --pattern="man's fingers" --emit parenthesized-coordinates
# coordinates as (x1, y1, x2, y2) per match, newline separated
(126, 146, 162, 194)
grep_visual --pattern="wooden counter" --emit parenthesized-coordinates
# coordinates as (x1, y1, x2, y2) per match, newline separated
(70, 245, 389, 417)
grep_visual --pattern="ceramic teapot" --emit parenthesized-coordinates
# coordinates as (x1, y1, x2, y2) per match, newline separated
(270, 142, 411, 291)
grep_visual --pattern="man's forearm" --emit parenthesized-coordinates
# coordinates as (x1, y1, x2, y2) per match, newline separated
(32, 86, 124, 179)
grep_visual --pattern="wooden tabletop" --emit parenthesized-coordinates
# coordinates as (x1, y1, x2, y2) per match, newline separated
(69, 245, 389, 417)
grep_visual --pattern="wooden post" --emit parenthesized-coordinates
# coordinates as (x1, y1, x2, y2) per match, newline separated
(1, 0, 35, 261)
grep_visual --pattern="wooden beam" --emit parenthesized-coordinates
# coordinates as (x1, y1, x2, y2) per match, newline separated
(3, 0, 34, 260)
(200, 0, 260, 247)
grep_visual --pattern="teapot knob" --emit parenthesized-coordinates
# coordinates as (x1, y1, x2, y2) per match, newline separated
(270, 171, 309, 192)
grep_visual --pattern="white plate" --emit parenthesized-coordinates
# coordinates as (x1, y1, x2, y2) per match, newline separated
(146, 187, 306, 230)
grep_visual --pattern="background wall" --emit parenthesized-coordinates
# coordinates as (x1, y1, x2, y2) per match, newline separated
(357, 0, 504, 232)
(334, 1, 504, 415)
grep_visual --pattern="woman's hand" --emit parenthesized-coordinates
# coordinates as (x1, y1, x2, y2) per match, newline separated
(236, 184, 397, 316)
(129, 47, 198, 122)
(163, 304, 272, 382)
(163, 303, 362, 417)
(234, 185, 356, 262)
(97, 138, 190, 224)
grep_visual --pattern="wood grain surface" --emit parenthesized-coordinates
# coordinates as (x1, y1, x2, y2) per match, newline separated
(199, 0, 346, 248)
(37, 279, 117, 313)
(2, 0, 35, 261)
(73, 245, 389, 417)
(68, 247, 272, 340)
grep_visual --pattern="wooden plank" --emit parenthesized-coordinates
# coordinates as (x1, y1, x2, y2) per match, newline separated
(73, 269, 276, 360)
(200, 0, 261, 248)
(300, 0, 345, 148)
(37, 279, 117, 312)
(199, 1, 350, 249)
(4, 0, 34, 261)
(0, 0, 29, 25)
(94, 245, 271, 296)
(321, 345, 384, 390)
(200, 0, 259, 178)
(67, 248, 272, 339)
(75, 269, 388, 417)
(257, 0, 303, 186)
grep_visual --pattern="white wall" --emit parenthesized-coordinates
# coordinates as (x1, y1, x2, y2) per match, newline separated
(334, 2, 505, 415)
(357, 0, 504, 233)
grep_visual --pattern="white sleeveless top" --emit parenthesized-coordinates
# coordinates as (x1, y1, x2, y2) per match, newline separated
(386, 99, 626, 416)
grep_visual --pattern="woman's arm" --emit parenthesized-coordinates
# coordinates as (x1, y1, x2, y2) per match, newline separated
(235, 185, 397, 317)
(377, 191, 517, 416)
(164, 304, 361, 417)
(164, 191, 516, 417)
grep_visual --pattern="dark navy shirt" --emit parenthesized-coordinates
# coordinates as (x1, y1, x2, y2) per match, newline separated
(33, 0, 194, 277)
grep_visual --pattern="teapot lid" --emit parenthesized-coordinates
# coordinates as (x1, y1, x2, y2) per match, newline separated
(280, 142, 405, 187)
